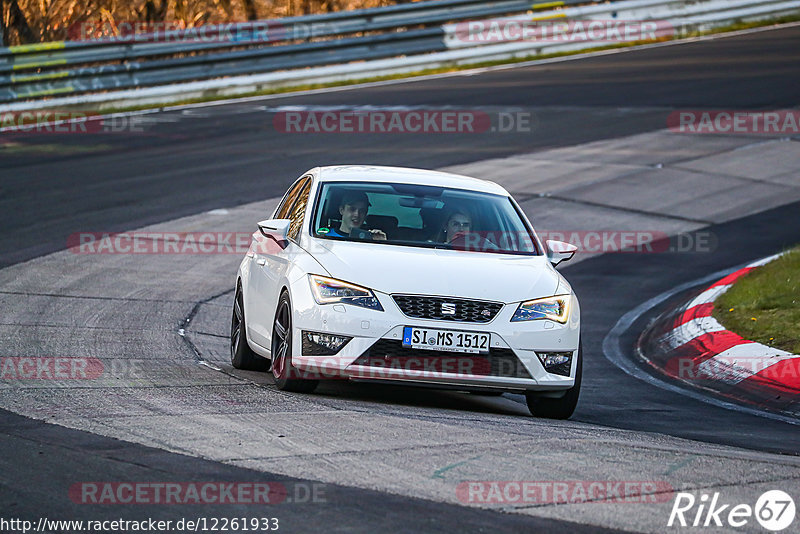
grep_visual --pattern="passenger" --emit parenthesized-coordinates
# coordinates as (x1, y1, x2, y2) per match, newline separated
(438, 209, 473, 244)
(327, 191, 387, 240)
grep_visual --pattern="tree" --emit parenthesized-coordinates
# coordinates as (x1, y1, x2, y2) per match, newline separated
(1, 0, 38, 45)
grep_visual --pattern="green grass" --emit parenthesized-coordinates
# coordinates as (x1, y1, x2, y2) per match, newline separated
(88, 15, 800, 114)
(715, 246, 800, 354)
(0, 141, 113, 154)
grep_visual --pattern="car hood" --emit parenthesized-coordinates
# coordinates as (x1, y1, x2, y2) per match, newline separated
(309, 239, 560, 303)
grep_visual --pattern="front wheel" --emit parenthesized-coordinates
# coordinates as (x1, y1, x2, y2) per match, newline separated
(271, 291, 318, 393)
(230, 283, 269, 371)
(525, 343, 582, 419)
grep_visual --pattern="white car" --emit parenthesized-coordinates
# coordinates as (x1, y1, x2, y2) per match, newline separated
(232, 165, 581, 418)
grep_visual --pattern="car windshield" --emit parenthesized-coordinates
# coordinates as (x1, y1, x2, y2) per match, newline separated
(311, 182, 540, 255)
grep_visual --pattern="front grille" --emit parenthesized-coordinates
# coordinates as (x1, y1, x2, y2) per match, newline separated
(352, 340, 531, 379)
(392, 295, 503, 323)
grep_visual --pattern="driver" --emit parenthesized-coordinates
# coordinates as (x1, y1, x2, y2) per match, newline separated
(439, 209, 473, 243)
(327, 191, 387, 240)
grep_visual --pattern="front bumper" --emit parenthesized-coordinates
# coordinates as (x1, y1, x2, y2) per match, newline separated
(289, 278, 581, 392)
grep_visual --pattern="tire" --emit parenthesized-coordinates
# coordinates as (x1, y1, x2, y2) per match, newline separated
(230, 283, 269, 371)
(271, 290, 319, 393)
(525, 343, 582, 419)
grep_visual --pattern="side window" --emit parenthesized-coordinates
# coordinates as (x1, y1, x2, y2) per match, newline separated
(274, 177, 310, 220)
(287, 179, 312, 241)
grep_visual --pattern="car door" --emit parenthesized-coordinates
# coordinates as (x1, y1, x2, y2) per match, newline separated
(247, 176, 313, 350)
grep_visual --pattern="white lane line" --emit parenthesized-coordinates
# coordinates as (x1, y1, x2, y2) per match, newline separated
(602, 263, 800, 426)
(198, 360, 223, 371)
(747, 253, 784, 268)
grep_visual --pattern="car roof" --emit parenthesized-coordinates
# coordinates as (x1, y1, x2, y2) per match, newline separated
(312, 165, 508, 196)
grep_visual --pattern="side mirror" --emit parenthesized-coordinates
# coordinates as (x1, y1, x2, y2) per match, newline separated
(257, 219, 291, 244)
(546, 240, 577, 266)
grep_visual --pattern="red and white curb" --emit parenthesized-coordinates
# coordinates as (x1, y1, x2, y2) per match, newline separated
(639, 254, 799, 414)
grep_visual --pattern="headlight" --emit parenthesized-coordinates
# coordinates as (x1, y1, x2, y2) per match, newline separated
(309, 275, 384, 311)
(511, 295, 570, 323)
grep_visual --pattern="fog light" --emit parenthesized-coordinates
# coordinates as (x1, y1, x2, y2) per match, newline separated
(302, 331, 352, 355)
(537, 351, 572, 376)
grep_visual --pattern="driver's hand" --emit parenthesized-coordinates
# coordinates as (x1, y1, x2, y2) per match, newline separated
(448, 231, 469, 243)
(369, 229, 387, 241)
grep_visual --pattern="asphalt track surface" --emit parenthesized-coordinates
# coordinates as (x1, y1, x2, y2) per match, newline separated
(2, 25, 800, 531)
(1, 26, 799, 268)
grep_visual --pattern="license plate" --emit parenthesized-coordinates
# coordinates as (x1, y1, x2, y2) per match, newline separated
(402, 327, 490, 354)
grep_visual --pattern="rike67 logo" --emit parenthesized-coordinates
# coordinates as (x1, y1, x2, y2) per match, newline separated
(668, 490, 795, 531)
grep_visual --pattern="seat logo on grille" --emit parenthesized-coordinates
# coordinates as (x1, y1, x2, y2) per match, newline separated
(441, 302, 457, 315)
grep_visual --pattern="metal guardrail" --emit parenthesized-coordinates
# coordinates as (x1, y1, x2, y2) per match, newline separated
(0, 0, 542, 67)
(0, 0, 579, 102)
(0, 0, 798, 104)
